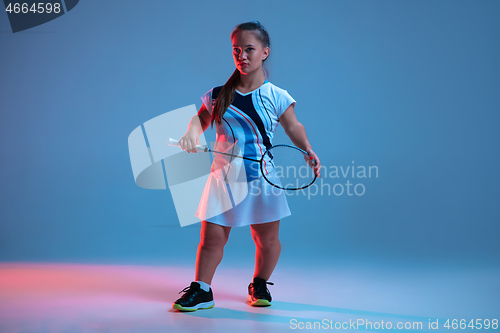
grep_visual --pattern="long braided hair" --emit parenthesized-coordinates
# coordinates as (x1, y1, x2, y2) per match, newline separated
(211, 21, 271, 128)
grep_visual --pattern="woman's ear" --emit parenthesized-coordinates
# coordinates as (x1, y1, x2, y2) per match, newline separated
(262, 46, 270, 61)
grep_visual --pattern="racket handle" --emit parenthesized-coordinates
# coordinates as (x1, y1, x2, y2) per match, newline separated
(167, 138, 181, 147)
(168, 138, 209, 151)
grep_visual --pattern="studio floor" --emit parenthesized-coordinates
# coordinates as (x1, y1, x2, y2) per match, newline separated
(0, 261, 498, 333)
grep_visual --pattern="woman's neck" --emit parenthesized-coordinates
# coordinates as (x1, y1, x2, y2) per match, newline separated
(237, 71, 266, 93)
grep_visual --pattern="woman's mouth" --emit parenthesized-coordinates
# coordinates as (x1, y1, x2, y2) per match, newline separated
(239, 63, 248, 67)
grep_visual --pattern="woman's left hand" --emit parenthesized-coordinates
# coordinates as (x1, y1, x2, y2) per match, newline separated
(305, 148, 321, 178)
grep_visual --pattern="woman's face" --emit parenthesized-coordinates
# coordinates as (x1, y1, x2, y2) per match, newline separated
(232, 30, 269, 75)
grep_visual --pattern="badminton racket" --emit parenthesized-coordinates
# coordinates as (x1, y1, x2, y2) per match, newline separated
(168, 138, 317, 190)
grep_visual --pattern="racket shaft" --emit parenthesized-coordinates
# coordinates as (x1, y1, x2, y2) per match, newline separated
(168, 137, 258, 161)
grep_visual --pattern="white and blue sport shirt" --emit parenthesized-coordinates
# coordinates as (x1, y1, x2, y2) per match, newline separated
(201, 79, 296, 182)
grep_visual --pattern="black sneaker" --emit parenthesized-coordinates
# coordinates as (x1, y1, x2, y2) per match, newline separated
(172, 282, 215, 312)
(247, 277, 274, 307)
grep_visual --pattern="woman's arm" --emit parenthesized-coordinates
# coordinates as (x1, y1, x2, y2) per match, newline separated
(279, 104, 322, 177)
(179, 103, 211, 153)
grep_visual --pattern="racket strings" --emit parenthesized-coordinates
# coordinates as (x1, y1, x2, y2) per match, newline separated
(263, 146, 316, 190)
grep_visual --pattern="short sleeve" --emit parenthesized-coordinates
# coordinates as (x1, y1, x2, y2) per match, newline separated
(277, 89, 296, 118)
(200, 88, 214, 115)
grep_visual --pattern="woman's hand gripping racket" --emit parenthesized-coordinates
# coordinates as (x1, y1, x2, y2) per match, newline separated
(168, 138, 320, 190)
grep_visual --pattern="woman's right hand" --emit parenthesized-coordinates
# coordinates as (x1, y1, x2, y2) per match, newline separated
(178, 131, 200, 153)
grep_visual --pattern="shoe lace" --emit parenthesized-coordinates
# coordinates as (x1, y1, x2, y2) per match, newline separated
(178, 285, 196, 297)
(254, 280, 274, 295)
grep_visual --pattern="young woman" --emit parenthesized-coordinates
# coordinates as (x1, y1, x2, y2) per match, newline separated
(172, 21, 321, 311)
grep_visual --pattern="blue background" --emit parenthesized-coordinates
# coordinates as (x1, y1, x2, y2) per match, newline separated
(0, 0, 498, 269)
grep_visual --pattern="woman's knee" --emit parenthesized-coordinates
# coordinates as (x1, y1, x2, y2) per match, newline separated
(200, 221, 230, 249)
(251, 221, 280, 249)
(254, 235, 280, 250)
(200, 234, 228, 249)
(251, 228, 280, 250)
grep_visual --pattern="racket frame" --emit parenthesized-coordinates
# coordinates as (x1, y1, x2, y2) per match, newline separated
(260, 144, 318, 191)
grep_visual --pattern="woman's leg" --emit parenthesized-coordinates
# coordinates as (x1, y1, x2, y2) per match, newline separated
(195, 220, 232, 285)
(250, 220, 281, 281)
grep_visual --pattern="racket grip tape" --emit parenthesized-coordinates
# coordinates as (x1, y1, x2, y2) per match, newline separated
(168, 138, 209, 152)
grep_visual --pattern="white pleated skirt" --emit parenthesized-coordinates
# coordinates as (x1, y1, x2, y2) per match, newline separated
(195, 171, 291, 227)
